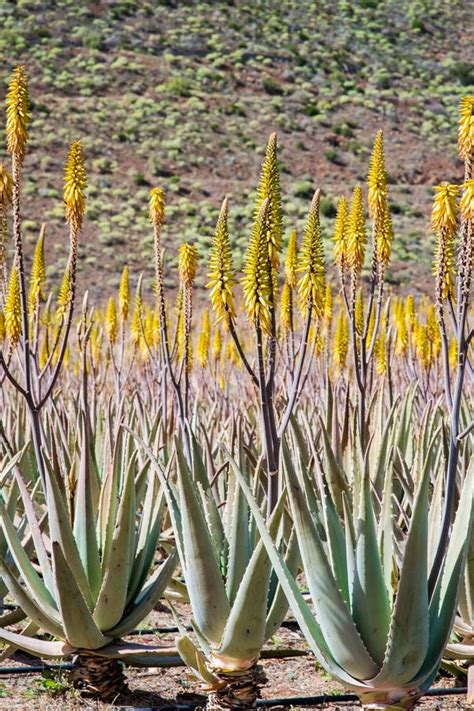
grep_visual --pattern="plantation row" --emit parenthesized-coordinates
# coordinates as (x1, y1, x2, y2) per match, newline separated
(0, 67, 472, 709)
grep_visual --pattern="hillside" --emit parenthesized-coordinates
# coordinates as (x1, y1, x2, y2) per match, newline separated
(0, 0, 473, 298)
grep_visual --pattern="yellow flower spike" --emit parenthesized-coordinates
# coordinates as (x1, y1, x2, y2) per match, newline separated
(323, 282, 333, 326)
(5, 265, 21, 344)
(347, 186, 366, 276)
(279, 282, 292, 333)
(377, 202, 394, 268)
(375, 317, 387, 375)
(197, 309, 210, 368)
(212, 325, 222, 362)
(426, 304, 441, 359)
(333, 310, 349, 375)
(178, 244, 198, 289)
(105, 296, 118, 345)
(63, 140, 87, 231)
(395, 311, 408, 357)
(207, 197, 235, 323)
(56, 266, 71, 320)
(143, 306, 154, 349)
(434, 232, 456, 302)
(366, 304, 376, 347)
(130, 287, 143, 349)
(90, 325, 102, 367)
(314, 330, 325, 358)
(118, 265, 130, 323)
(255, 132, 283, 269)
(404, 294, 415, 331)
(63, 344, 71, 370)
(448, 337, 458, 370)
(414, 320, 430, 370)
(175, 289, 185, 361)
(152, 306, 161, 347)
(5, 66, 29, 161)
(354, 289, 364, 336)
(284, 230, 298, 288)
(28, 227, 46, 313)
(242, 197, 272, 334)
(458, 96, 474, 161)
(460, 179, 474, 220)
(218, 366, 225, 391)
(367, 130, 388, 219)
(0, 162, 13, 207)
(431, 184, 459, 234)
(149, 187, 165, 228)
(297, 189, 326, 315)
(38, 335, 48, 369)
(333, 196, 349, 272)
(0, 311, 5, 342)
(432, 186, 458, 302)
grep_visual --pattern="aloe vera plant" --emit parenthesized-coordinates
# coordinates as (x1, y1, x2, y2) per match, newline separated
(143, 433, 298, 709)
(0, 417, 177, 699)
(231, 413, 474, 710)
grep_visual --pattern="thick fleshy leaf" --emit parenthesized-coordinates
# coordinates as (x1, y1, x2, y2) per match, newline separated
(352, 461, 391, 667)
(94, 640, 179, 666)
(43, 457, 93, 609)
(217, 494, 286, 660)
(0, 558, 63, 637)
(127, 481, 164, 604)
(13, 463, 54, 595)
(0, 627, 75, 659)
(73, 415, 102, 601)
(416, 460, 474, 683)
(176, 635, 221, 686)
(282, 446, 379, 680)
(369, 446, 431, 687)
(0, 501, 56, 611)
(0, 620, 39, 663)
(229, 454, 369, 689)
(225, 467, 251, 604)
(52, 542, 110, 650)
(93, 454, 136, 630)
(175, 442, 230, 646)
(264, 529, 299, 639)
(107, 551, 177, 637)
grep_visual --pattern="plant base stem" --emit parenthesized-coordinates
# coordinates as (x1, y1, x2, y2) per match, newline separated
(206, 664, 266, 710)
(69, 650, 126, 701)
(359, 688, 422, 710)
